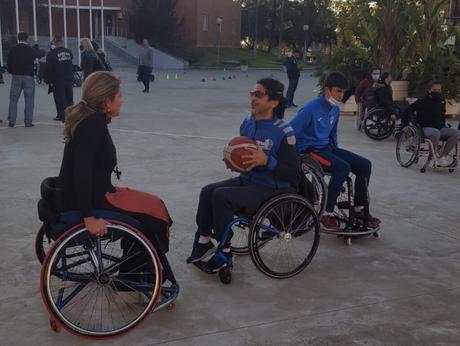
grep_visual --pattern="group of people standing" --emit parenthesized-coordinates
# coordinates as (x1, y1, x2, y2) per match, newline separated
(2, 31, 110, 126)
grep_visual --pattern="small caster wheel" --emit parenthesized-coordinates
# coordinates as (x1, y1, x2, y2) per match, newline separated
(420, 168, 426, 173)
(49, 319, 61, 333)
(218, 267, 232, 284)
(373, 232, 380, 238)
(346, 237, 352, 246)
(414, 158, 419, 164)
(448, 168, 454, 173)
(167, 302, 176, 310)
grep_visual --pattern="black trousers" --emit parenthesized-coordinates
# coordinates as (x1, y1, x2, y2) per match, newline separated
(286, 77, 299, 106)
(139, 65, 153, 91)
(53, 82, 73, 120)
(195, 177, 293, 242)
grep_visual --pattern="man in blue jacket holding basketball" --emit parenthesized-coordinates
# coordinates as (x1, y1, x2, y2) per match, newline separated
(186, 78, 300, 272)
(290, 72, 380, 231)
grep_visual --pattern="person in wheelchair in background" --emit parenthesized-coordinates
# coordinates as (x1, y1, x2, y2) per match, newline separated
(374, 72, 400, 122)
(186, 78, 300, 272)
(290, 72, 381, 232)
(57, 71, 172, 266)
(401, 80, 460, 167)
(355, 67, 381, 113)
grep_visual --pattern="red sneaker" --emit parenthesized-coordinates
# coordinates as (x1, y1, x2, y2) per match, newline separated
(355, 210, 381, 227)
(321, 214, 339, 231)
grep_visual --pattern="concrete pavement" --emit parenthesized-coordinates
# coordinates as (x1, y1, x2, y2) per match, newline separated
(0, 68, 459, 345)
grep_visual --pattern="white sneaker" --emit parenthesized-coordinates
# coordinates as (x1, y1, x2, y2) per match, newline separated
(428, 159, 435, 168)
(437, 156, 449, 167)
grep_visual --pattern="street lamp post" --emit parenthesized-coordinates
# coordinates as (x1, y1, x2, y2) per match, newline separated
(303, 24, 309, 63)
(216, 17, 223, 65)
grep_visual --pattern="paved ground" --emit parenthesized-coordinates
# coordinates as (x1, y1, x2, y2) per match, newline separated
(0, 68, 459, 346)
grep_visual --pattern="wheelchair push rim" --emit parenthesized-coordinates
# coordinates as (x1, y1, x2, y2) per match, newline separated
(248, 194, 320, 279)
(40, 223, 162, 338)
(363, 109, 395, 140)
(396, 126, 420, 167)
(36, 224, 52, 264)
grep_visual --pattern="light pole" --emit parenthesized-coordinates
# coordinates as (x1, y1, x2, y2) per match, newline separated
(216, 17, 223, 64)
(303, 24, 309, 63)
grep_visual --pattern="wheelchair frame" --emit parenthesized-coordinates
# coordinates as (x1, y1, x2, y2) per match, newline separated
(396, 125, 459, 173)
(192, 193, 321, 282)
(300, 152, 381, 246)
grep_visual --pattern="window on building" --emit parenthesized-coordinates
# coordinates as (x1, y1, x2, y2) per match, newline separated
(202, 14, 208, 31)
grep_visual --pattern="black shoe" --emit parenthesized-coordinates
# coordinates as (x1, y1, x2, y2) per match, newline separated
(292, 104, 299, 107)
(204, 251, 231, 273)
(25, 123, 35, 127)
(8, 122, 14, 128)
(142, 89, 149, 93)
(186, 241, 215, 264)
(53, 117, 62, 121)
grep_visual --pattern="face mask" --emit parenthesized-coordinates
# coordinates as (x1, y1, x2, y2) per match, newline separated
(51, 45, 55, 50)
(430, 92, 442, 101)
(371, 74, 380, 81)
(328, 96, 342, 107)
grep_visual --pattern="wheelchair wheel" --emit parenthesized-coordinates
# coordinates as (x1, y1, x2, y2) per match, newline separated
(396, 126, 420, 167)
(363, 108, 395, 141)
(35, 224, 53, 264)
(301, 162, 328, 217)
(248, 194, 320, 279)
(40, 223, 162, 338)
(229, 219, 251, 256)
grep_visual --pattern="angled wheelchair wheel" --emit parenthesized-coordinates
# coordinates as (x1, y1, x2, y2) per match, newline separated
(36, 224, 53, 264)
(301, 162, 328, 218)
(396, 126, 420, 167)
(363, 108, 395, 140)
(40, 223, 162, 338)
(248, 194, 320, 279)
(229, 219, 251, 256)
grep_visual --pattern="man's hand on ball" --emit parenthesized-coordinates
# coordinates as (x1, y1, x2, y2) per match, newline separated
(242, 145, 268, 170)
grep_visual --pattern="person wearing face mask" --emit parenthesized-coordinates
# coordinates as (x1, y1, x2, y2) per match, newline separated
(290, 72, 381, 231)
(401, 81, 460, 166)
(355, 67, 381, 111)
(374, 72, 399, 122)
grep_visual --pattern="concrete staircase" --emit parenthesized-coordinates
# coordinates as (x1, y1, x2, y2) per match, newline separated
(102, 43, 136, 68)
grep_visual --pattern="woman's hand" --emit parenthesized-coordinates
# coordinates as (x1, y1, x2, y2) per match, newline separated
(84, 217, 109, 237)
(241, 145, 269, 171)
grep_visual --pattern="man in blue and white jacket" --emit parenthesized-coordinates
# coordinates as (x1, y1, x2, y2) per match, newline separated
(187, 78, 299, 272)
(290, 72, 381, 231)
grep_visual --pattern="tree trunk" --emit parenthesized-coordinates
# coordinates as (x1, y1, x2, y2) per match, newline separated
(253, 0, 258, 58)
(278, 0, 285, 58)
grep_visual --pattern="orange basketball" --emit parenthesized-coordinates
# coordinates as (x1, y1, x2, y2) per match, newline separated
(223, 136, 258, 172)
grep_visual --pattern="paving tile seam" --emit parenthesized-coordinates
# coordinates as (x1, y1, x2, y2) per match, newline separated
(143, 292, 438, 345)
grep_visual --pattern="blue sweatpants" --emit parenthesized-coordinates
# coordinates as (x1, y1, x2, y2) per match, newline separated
(315, 147, 372, 212)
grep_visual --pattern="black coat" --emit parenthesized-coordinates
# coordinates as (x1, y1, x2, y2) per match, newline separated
(401, 94, 446, 129)
(7, 43, 36, 76)
(285, 57, 300, 79)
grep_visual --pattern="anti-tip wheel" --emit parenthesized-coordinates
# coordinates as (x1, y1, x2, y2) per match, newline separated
(346, 237, 352, 246)
(373, 232, 380, 238)
(218, 267, 232, 284)
(167, 302, 176, 310)
(49, 319, 61, 333)
(449, 168, 454, 173)
(420, 168, 426, 173)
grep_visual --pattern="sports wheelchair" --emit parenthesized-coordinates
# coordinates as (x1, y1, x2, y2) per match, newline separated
(193, 183, 321, 283)
(396, 125, 459, 173)
(36, 177, 179, 338)
(299, 152, 381, 246)
(362, 107, 399, 141)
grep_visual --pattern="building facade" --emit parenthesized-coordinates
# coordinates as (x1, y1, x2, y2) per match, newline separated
(0, 0, 241, 47)
(175, 0, 242, 48)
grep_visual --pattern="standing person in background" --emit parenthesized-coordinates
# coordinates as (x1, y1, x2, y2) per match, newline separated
(285, 49, 302, 108)
(6, 32, 37, 128)
(80, 38, 103, 80)
(45, 33, 74, 122)
(91, 40, 112, 71)
(138, 39, 154, 93)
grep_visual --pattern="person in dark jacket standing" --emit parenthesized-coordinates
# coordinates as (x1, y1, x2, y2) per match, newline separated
(138, 39, 154, 93)
(45, 33, 74, 122)
(401, 81, 460, 166)
(285, 50, 302, 108)
(80, 38, 103, 80)
(6, 32, 36, 127)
